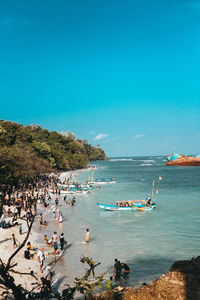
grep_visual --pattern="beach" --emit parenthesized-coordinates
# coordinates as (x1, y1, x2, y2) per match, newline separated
(0, 171, 72, 296)
(0, 212, 40, 291)
(0, 169, 92, 297)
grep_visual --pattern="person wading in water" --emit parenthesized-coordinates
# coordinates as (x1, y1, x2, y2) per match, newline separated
(113, 258, 122, 282)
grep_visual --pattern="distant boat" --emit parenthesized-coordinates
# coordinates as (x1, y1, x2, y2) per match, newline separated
(165, 153, 200, 166)
(97, 202, 156, 212)
(89, 168, 116, 184)
(49, 187, 89, 194)
(90, 177, 117, 184)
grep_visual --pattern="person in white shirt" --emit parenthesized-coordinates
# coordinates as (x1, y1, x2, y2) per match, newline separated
(38, 248, 45, 272)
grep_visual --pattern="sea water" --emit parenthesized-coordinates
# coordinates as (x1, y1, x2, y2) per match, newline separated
(41, 156, 200, 290)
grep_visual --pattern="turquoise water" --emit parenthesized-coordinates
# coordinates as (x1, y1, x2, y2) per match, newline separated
(42, 156, 200, 289)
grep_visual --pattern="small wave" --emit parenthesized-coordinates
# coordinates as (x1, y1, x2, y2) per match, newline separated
(142, 160, 155, 163)
(140, 163, 153, 166)
(109, 158, 133, 162)
(135, 160, 155, 163)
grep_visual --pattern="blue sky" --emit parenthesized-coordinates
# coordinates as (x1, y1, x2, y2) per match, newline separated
(0, 0, 200, 156)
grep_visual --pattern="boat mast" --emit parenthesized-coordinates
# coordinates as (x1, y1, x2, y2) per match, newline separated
(92, 168, 94, 182)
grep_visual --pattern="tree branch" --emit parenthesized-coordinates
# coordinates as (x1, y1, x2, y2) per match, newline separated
(9, 269, 39, 283)
(5, 213, 36, 271)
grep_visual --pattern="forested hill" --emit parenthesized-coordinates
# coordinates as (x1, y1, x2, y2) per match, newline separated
(0, 120, 107, 185)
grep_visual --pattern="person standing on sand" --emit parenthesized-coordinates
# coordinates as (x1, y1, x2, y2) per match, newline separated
(14, 207, 18, 220)
(39, 213, 43, 225)
(52, 231, 58, 254)
(38, 247, 45, 272)
(12, 233, 17, 248)
(59, 233, 66, 251)
(85, 228, 90, 243)
(44, 265, 52, 292)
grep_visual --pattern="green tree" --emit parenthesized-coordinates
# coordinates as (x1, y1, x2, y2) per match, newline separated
(0, 145, 50, 186)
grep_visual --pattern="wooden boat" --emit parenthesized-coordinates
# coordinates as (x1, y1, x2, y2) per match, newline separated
(166, 153, 200, 166)
(97, 202, 156, 212)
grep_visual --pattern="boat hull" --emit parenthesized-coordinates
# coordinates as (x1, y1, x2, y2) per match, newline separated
(49, 189, 89, 194)
(166, 158, 200, 166)
(97, 203, 155, 212)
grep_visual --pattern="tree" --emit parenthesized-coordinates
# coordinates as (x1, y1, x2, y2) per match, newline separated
(0, 145, 50, 186)
(0, 120, 107, 177)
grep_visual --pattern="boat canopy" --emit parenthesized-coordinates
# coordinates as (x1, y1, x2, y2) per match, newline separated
(167, 153, 181, 162)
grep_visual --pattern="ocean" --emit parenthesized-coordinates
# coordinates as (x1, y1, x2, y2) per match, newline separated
(40, 156, 200, 290)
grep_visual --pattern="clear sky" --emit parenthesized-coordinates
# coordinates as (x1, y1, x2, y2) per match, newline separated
(0, 0, 200, 157)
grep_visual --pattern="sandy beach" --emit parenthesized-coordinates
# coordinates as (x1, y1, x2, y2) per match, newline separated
(0, 170, 83, 296)
(0, 211, 40, 291)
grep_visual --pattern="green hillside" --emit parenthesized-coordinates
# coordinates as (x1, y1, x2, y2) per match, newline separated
(0, 120, 107, 185)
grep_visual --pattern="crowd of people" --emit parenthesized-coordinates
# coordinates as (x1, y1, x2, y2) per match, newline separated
(0, 175, 65, 293)
(0, 173, 131, 297)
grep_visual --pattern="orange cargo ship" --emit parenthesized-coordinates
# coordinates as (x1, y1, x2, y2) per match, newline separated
(165, 153, 200, 166)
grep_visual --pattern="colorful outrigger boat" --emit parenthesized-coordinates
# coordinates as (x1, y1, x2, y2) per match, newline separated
(97, 201, 156, 212)
(165, 153, 200, 166)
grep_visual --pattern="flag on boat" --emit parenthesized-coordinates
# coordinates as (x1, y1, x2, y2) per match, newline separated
(159, 176, 162, 180)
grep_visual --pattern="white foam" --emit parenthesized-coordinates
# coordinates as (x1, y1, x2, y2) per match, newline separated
(141, 160, 155, 163)
(132, 160, 156, 163)
(109, 158, 133, 162)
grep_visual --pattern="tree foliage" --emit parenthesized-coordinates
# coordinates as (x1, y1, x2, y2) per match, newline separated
(0, 120, 107, 185)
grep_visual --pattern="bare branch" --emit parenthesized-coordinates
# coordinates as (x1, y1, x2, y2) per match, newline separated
(9, 269, 39, 283)
(5, 213, 36, 271)
(0, 285, 7, 290)
(10, 263, 17, 269)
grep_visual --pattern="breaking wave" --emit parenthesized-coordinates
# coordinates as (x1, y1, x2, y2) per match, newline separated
(135, 160, 155, 163)
(109, 158, 133, 162)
